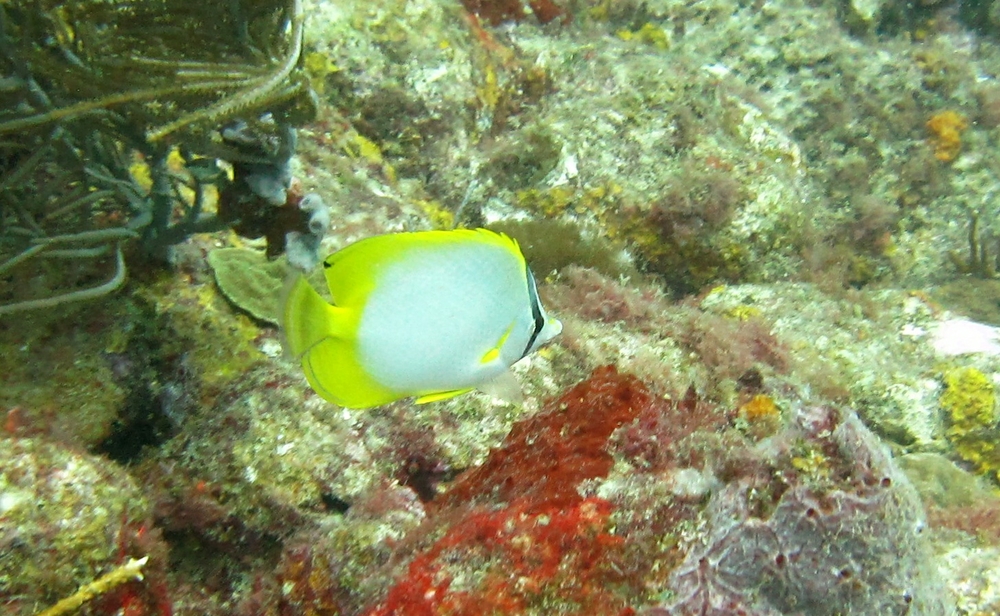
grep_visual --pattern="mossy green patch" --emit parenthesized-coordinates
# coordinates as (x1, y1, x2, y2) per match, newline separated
(138, 264, 268, 407)
(940, 366, 1000, 481)
(486, 127, 562, 191)
(208, 247, 289, 324)
(0, 300, 127, 447)
(489, 218, 636, 279)
(208, 247, 330, 325)
(897, 452, 990, 509)
(930, 278, 1000, 326)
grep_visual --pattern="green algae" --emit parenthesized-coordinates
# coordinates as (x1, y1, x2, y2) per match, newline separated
(208, 248, 329, 325)
(0, 437, 151, 607)
(139, 268, 266, 405)
(940, 366, 1000, 482)
(930, 278, 1000, 326)
(489, 218, 636, 279)
(208, 248, 289, 325)
(897, 452, 992, 509)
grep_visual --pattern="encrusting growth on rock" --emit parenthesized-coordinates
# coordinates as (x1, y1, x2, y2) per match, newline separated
(32, 556, 149, 616)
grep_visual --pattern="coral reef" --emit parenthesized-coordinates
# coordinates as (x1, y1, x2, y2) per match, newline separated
(926, 110, 968, 163)
(367, 496, 626, 615)
(0, 307, 961, 615)
(0, 437, 169, 616)
(270, 485, 428, 616)
(940, 366, 1000, 481)
(8, 0, 1000, 611)
(645, 405, 946, 615)
(365, 366, 653, 615)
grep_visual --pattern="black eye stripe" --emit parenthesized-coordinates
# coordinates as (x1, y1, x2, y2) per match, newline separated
(522, 267, 545, 358)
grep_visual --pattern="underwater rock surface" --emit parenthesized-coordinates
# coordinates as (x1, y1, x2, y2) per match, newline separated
(5, 0, 1000, 611)
(650, 405, 945, 615)
(0, 438, 166, 615)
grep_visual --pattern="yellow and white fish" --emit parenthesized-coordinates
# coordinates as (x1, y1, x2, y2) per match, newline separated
(281, 228, 562, 409)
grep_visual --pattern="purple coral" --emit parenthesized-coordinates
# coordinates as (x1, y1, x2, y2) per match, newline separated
(646, 405, 947, 616)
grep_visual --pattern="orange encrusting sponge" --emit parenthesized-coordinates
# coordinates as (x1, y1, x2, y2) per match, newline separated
(926, 110, 968, 162)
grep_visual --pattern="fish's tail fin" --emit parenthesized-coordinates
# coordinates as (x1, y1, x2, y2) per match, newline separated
(280, 274, 396, 409)
(280, 274, 348, 360)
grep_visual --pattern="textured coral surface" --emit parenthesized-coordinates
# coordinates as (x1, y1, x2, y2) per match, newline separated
(7, 0, 1000, 612)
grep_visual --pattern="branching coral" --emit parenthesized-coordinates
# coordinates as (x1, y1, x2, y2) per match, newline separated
(0, 232, 133, 315)
(0, 0, 309, 141)
(32, 557, 148, 616)
(0, 0, 316, 314)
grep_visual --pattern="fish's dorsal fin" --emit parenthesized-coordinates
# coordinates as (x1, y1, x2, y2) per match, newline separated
(321, 228, 526, 307)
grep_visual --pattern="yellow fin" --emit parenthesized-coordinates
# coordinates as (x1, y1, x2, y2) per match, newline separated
(480, 348, 501, 365)
(479, 322, 514, 365)
(415, 388, 474, 404)
(280, 274, 396, 408)
(281, 274, 349, 358)
(321, 228, 525, 306)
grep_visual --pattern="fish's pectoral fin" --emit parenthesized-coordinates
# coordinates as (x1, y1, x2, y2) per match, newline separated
(414, 388, 475, 404)
(478, 369, 524, 405)
(480, 323, 515, 365)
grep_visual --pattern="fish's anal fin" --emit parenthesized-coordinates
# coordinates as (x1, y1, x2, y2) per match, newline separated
(414, 388, 474, 404)
(478, 369, 524, 405)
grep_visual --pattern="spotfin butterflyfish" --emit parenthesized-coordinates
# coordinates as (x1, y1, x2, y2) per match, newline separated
(281, 228, 562, 409)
